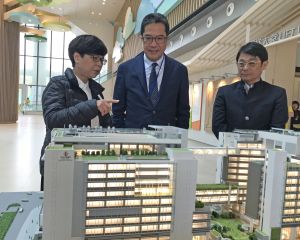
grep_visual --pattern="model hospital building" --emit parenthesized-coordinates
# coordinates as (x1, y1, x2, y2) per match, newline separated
(42, 126, 210, 240)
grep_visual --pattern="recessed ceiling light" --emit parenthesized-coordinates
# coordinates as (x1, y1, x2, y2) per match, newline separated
(102, 2, 105, 5)
(98, 12, 102, 15)
(91, 11, 95, 15)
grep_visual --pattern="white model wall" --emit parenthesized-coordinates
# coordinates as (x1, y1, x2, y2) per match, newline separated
(43, 149, 82, 240)
(169, 150, 198, 240)
(194, 154, 222, 184)
(261, 150, 287, 236)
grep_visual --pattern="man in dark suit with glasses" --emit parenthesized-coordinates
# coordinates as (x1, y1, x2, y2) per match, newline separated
(212, 42, 288, 138)
(112, 13, 190, 129)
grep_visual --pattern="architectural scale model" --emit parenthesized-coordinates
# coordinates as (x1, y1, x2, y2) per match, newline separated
(42, 125, 210, 240)
(4, 128, 300, 240)
(0, 192, 43, 240)
(192, 129, 300, 240)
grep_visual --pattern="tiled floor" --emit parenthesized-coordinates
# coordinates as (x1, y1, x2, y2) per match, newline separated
(0, 114, 45, 192)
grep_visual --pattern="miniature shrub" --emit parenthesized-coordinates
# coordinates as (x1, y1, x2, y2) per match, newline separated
(212, 211, 219, 218)
(237, 224, 244, 232)
(195, 200, 204, 208)
(211, 223, 222, 233)
(249, 233, 257, 240)
(221, 211, 235, 219)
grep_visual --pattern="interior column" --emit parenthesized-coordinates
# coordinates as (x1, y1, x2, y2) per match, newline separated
(0, 1, 20, 123)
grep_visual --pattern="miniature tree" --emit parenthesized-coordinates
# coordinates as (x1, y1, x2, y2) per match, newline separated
(211, 211, 219, 218)
(195, 200, 204, 208)
(249, 233, 257, 240)
(101, 149, 105, 156)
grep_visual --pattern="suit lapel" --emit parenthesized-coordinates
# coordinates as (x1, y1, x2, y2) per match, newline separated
(134, 53, 149, 96)
(158, 54, 170, 99)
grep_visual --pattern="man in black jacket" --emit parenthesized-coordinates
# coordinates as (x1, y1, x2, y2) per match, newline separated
(40, 35, 118, 190)
(212, 42, 288, 138)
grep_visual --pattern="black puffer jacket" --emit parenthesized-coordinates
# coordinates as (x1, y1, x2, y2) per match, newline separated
(39, 68, 111, 175)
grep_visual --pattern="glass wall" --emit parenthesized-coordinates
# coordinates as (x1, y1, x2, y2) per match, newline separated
(19, 28, 76, 111)
(20, 28, 110, 111)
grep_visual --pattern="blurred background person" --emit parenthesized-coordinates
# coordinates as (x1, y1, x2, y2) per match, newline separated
(290, 100, 300, 131)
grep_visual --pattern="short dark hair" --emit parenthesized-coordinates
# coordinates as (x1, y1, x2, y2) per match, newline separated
(292, 101, 300, 107)
(140, 13, 169, 36)
(236, 42, 268, 63)
(68, 35, 107, 67)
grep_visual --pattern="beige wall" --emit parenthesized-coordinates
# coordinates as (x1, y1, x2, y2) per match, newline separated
(203, 77, 239, 132)
(293, 76, 300, 102)
(265, 39, 298, 106)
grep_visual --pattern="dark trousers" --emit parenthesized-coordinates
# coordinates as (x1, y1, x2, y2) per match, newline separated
(40, 176, 44, 191)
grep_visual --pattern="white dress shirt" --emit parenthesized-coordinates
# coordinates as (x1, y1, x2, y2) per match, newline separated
(144, 54, 165, 91)
(76, 75, 99, 127)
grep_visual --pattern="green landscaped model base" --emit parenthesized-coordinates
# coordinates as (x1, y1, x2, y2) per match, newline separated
(82, 156, 119, 161)
(127, 155, 169, 160)
(0, 212, 17, 240)
(212, 218, 249, 240)
(197, 183, 238, 191)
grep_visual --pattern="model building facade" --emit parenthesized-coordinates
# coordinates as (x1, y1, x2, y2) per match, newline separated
(43, 126, 209, 240)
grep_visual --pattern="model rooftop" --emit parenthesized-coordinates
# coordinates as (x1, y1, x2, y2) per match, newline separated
(50, 125, 187, 145)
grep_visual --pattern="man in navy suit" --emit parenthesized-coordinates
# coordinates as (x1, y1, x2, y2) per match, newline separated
(212, 42, 288, 138)
(112, 13, 190, 129)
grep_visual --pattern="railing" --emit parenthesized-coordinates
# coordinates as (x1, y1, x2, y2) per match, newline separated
(99, 71, 117, 84)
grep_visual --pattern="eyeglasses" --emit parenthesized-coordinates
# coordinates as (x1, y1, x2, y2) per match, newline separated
(88, 55, 107, 65)
(142, 35, 167, 45)
(237, 60, 258, 69)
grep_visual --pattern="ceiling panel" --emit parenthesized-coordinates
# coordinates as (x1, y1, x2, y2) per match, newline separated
(186, 0, 300, 75)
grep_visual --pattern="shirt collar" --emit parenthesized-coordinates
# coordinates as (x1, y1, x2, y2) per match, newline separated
(75, 74, 89, 90)
(144, 53, 164, 68)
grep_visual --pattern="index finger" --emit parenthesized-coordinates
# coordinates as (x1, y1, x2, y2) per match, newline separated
(105, 99, 119, 104)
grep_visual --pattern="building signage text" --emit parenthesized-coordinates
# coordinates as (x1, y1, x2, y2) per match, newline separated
(256, 26, 300, 45)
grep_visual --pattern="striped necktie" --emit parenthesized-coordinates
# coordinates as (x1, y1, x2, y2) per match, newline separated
(149, 62, 159, 106)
